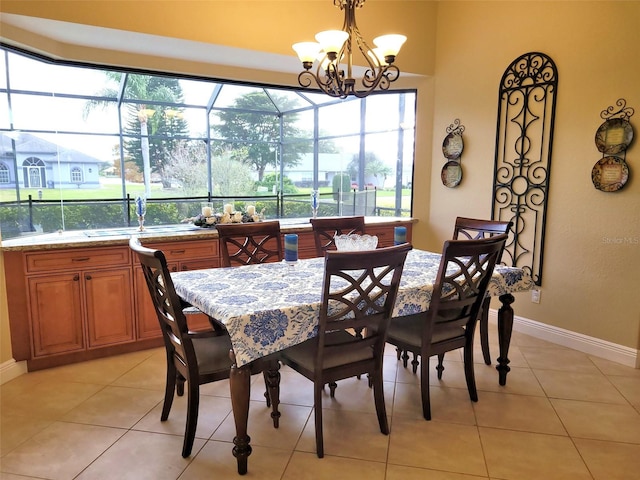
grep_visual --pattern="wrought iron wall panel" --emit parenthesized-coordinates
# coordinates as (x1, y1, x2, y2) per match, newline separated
(492, 52, 558, 286)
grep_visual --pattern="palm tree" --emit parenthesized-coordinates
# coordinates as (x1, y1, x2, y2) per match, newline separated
(84, 72, 184, 197)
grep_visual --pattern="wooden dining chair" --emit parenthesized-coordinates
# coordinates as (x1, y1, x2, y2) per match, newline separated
(216, 221, 284, 408)
(396, 217, 512, 373)
(216, 221, 283, 267)
(386, 234, 507, 420)
(451, 217, 512, 366)
(129, 237, 275, 458)
(310, 215, 365, 257)
(278, 243, 412, 458)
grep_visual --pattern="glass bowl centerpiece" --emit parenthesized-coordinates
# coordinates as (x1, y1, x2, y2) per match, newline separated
(334, 234, 379, 251)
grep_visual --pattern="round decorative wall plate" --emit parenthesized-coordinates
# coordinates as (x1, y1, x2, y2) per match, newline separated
(442, 132, 464, 160)
(441, 161, 462, 188)
(594, 118, 634, 154)
(591, 156, 629, 192)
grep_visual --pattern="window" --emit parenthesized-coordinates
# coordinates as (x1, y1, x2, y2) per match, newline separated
(0, 163, 9, 183)
(70, 167, 83, 183)
(0, 45, 416, 238)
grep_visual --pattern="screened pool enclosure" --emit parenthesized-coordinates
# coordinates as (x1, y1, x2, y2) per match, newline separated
(0, 45, 416, 239)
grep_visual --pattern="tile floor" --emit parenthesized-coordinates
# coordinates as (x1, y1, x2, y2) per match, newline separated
(1, 327, 640, 480)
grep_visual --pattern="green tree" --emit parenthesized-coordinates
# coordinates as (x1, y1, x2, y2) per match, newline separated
(163, 140, 207, 196)
(255, 173, 298, 194)
(213, 91, 310, 181)
(84, 73, 188, 196)
(348, 152, 393, 187)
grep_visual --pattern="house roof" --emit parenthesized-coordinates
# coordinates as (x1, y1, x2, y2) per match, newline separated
(0, 132, 105, 165)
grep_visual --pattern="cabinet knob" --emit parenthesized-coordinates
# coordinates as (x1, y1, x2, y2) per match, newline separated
(73, 274, 80, 281)
(85, 274, 92, 280)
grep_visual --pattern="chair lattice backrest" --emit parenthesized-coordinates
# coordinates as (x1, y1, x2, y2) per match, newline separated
(453, 217, 512, 264)
(316, 243, 412, 371)
(216, 221, 283, 267)
(129, 237, 196, 378)
(453, 217, 513, 240)
(426, 235, 508, 336)
(310, 216, 366, 257)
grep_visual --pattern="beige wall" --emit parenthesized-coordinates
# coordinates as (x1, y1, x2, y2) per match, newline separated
(429, 1, 640, 349)
(0, 240, 11, 364)
(0, 1, 638, 364)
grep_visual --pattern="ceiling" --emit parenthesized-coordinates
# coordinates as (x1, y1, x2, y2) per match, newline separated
(0, 13, 302, 74)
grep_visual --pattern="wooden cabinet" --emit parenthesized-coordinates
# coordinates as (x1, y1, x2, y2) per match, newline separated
(28, 272, 84, 356)
(5, 219, 412, 370)
(22, 247, 134, 359)
(133, 239, 220, 338)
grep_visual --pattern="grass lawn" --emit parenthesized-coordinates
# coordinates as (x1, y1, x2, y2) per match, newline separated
(1, 181, 411, 210)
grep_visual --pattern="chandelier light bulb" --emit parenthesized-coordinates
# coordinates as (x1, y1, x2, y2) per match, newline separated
(293, 42, 322, 68)
(373, 34, 407, 63)
(315, 30, 349, 55)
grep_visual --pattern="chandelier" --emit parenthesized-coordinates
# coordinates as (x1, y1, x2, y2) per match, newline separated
(292, 0, 406, 99)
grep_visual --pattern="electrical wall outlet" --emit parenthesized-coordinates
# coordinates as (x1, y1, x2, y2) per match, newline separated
(531, 289, 541, 304)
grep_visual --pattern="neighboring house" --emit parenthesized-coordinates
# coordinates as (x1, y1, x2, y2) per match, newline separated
(0, 132, 105, 190)
(272, 153, 391, 189)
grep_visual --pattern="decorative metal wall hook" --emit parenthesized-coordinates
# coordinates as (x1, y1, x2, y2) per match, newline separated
(600, 98, 635, 121)
(445, 118, 465, 136)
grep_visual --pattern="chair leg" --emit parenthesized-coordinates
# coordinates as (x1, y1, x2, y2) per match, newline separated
(479, 296, 492, 365)
(328, 381, 337, 398)
(263, 372, 271, 408)
(371, 370, 389, 435)
(161, 363, 177, 421)
(314, 383, 324, 458)
(420, 354, 432, 420)
(396, 347, 402, 361)
(411, 352, 419, 374)
(463, 343, 478, 402)
(436, 353, 445, 379)
(355, 327, 363, 380)
(182, 380, 199, 458)
(401, 349, 409, 368)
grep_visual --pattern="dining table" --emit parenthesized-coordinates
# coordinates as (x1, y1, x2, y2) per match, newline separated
(171, 248, 533, 475)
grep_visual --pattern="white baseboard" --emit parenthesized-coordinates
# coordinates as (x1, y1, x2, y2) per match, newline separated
(488, 310, 639, 369)
(0, 358, 28, 385)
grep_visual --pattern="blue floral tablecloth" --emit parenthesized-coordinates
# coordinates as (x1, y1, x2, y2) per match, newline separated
(172, 249, 532, 367)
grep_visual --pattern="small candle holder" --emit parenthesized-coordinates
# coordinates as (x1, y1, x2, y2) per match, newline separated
(201, 202, 214, 218)
(311, 190, 319, 218)
(135, 196, 147, 231)
(284, 233, 299, 264)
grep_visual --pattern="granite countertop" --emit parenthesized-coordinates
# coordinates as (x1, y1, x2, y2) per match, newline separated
(0, 217, 415, 251)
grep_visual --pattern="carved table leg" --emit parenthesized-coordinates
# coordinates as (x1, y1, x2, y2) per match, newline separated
(496, 293, 514, 386)
(263, 359, 281, 428)
(229, 351, 251, 475)
(479, 296, 492, 365)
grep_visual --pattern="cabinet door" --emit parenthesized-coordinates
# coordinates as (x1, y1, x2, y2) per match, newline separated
(28, 273, 85, 356)
(296, 231, 318, 259)
(134, 266, 161, 340)
(85, 267, 135, 348)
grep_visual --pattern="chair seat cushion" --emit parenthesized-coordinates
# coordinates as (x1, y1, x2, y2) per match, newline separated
(281, 330, 374, 371)
(388, 313, 465, 349)
(193, 335, 234, 375)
